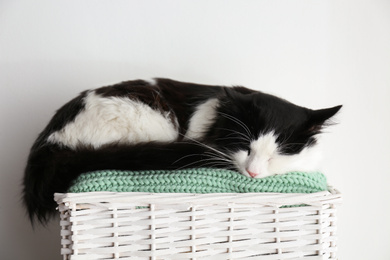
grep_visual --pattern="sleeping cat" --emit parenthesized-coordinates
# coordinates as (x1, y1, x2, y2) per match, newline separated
(23, 78, 341, 224)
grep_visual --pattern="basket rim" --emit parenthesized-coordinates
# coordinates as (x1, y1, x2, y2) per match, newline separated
(54, 186, 341, 207)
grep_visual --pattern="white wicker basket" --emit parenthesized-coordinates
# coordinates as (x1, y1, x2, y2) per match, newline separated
(55, 188, 341, 260)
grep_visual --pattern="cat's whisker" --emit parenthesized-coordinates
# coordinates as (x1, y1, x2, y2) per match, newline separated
(200, 158, 232, 165)
(199, 162, 235, 170)
(278, 131, 294, 146)
(279, 142, 307, 148)
(217, 133, 249, 141)
(217, 137, 250, 146)
(218, 112, 253, 139)
(175, 160, 204, 171)
(174, 156, 232, 171)
(203, 154, 227, 162)
(172, 153, 202, 165)
(216, 142, 249, 148)
(173, 148, 235, 170)
(215, 128, 251, 142)
(203, 152, 233, 164)
(217, 126, 250, 137)
(179, 134, 231, 160)
(196, 159, 236, 169)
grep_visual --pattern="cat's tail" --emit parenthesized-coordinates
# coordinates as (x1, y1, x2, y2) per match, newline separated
(23, 141, 228, 225)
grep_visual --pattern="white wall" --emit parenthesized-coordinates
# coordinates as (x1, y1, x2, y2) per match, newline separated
(1, 0, 389, 259)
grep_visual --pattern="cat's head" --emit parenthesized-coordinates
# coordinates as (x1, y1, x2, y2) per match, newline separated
(212, 87, 341, 178)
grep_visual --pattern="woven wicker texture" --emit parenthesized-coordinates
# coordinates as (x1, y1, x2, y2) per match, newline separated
(68, 168, 327, 194)
(56, 190, 341, 260)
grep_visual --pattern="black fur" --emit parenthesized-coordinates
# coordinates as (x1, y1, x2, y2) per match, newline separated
(23, 78, 341, 225)
(23, 141, 218, 224)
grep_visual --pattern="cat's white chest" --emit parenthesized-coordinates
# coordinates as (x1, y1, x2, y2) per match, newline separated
(47, 91, 179, 149)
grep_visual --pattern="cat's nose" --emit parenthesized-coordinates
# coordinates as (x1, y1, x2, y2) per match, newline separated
(246, 169, 259, 178)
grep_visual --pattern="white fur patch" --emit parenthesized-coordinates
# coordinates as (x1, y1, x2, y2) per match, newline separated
(185, 98, 219, 139)
(47, 91, 178, 149)
(233, 132, 322, 178)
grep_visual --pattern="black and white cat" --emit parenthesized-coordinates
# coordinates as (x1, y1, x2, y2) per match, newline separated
(23, 78, 341, 224)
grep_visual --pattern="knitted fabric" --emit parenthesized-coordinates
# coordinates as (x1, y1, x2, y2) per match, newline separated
(68, 168, 327, 194)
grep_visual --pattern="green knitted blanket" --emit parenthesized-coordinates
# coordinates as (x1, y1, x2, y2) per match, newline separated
(68, 168, 327, 194)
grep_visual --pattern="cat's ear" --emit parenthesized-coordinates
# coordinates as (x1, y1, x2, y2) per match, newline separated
(307, 105, 342, 133)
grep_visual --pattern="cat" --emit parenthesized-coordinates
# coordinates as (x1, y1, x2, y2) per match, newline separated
(23, 78, 341, 224)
